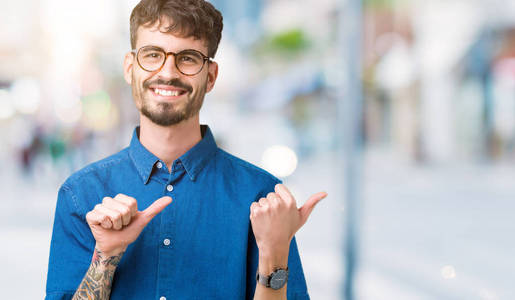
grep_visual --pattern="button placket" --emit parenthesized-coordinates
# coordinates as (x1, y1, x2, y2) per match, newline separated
(157, 189, 174, 300)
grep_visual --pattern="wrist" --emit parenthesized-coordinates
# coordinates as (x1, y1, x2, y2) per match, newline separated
(94, 245, 126, 264)
(258, 247, 289, 275)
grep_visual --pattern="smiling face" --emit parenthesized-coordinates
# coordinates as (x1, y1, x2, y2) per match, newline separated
(123, 18, 218, 126)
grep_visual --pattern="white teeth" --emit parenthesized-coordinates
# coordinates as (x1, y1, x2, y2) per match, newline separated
(154, 88, 179, 97)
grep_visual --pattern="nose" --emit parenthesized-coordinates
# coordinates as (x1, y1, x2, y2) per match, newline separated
(158, 53, 181, 78)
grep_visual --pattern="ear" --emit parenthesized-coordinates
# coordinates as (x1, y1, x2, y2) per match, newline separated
(205, 61, 218, 93)
(123, 52, 135, 85)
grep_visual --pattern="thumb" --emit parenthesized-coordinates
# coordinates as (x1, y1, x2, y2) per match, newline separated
(141, 196, 172, 222)
(298, 192, 327, 225)
(125, 196, 172, 234)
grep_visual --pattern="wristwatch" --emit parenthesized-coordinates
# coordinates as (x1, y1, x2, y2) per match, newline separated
(256, 267, 289, 290)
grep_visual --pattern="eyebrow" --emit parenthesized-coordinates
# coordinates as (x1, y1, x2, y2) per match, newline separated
(138, 45, 162, 51)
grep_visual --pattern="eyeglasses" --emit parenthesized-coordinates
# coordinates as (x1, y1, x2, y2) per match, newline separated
(132, 45, 211, 76)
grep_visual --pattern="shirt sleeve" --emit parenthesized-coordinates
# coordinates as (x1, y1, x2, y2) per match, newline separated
(246, 178, 310, 300)
(45, 184, 96, 300)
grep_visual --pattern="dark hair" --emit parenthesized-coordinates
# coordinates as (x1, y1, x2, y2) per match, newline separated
(130, 0, 223, 58)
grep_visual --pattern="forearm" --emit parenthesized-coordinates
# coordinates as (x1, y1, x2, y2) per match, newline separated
(253, 250, 289, 300)
(72, 248, 124, 300)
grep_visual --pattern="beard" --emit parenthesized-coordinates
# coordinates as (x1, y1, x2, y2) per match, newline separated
(133, 77, 206, 126)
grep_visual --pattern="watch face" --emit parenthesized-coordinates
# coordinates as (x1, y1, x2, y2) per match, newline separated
(270, 269, 288, 290)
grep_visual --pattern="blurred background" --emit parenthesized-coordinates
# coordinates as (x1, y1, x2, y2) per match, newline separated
(1, 0, 514, 299)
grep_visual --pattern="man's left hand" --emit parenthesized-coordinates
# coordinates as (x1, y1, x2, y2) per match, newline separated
(250, 184, 327, 259)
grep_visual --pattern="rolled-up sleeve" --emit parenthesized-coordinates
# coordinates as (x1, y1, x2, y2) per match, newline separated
(45, 184, 95, 300)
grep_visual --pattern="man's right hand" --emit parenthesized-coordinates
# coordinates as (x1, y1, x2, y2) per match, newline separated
(86, 194, 172, 257)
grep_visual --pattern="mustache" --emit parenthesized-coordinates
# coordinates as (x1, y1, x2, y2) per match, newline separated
(143, 78, 193, 93)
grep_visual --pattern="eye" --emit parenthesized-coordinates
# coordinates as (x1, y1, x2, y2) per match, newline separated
(177, 51, 203, 64)
(144, 52, 162, 59)
(179, 55, 196, 63)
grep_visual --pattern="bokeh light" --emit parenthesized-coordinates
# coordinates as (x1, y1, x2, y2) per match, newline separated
(261, 145, 298, 178)
(441, 265, 457, 280)
(10, 78, 41, 115)
(81, 90, 117, 131)
(53, 91, 83, 125)
(0, 89, 15, 120)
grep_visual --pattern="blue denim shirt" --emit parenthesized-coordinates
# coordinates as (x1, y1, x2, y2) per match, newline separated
(46, 125, 309, 300)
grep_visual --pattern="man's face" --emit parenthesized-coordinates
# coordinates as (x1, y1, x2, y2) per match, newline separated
(123, 19, 218, 126)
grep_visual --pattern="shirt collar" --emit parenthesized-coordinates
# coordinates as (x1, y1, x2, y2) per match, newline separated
(179, 125, 218, 181)
(128, 125, 217, 184)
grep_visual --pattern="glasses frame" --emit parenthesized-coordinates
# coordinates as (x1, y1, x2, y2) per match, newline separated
(132, 45, 212, 76)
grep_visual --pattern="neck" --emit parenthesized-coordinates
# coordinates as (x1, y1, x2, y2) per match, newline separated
(139, 114, 202, 171)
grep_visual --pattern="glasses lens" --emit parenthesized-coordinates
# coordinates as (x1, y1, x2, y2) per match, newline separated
(138, 46, 165, 71)
(176, 50, 205, 75)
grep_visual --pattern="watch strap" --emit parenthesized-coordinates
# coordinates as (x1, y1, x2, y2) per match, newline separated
(256, 267, 289, 289)
(256, 270, 270, 287)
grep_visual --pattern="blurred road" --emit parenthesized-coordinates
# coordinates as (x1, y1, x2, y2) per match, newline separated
(356, 151, 515, 300)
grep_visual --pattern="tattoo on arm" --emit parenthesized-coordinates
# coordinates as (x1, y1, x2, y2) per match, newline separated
(72, 248, 124, 300)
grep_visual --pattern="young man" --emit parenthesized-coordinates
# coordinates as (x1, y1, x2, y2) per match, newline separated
(45, 0, 326, 299)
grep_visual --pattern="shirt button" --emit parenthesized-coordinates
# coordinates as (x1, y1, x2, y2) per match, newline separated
(166, 184, 174, 192)
(163, 238, 171, 246)
(160, 297, 166, 300)
(156, 162, 163, 169)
